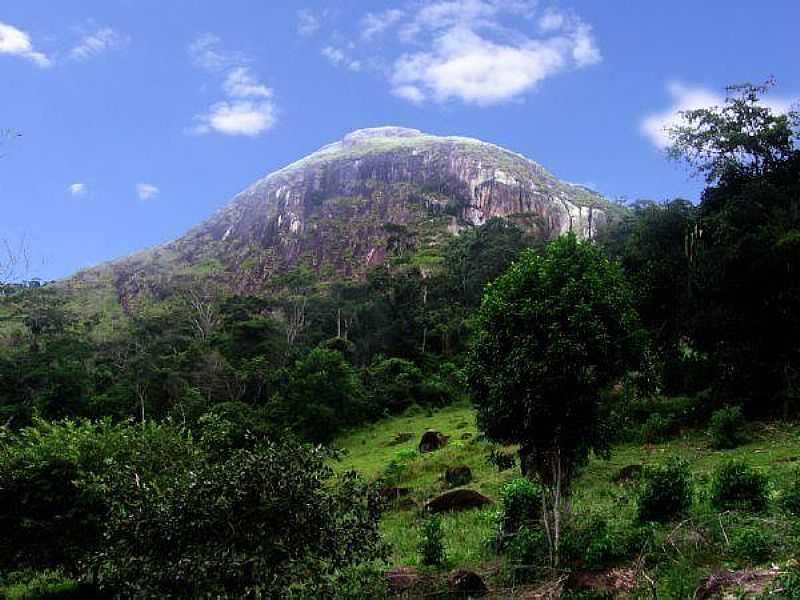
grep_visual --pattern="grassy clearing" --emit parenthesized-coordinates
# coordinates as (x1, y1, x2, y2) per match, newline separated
(334, 401, 800, 592)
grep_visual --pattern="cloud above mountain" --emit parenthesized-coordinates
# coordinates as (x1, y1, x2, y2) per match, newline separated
(303, 1, 601, 106)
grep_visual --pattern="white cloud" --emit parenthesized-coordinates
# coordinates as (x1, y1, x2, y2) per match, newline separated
(0, 21, 51, 67)
(331, 1, 600, 106)
(193, 101, 276, 137)
(390, 5, 600, 106)
(69, 183, 87, 197)
(297, 9, 321, 37)
(69, 27, 129, 61)
(321, 46, 362, 72)
(189, 35, 278, 137)
(188, 33, 247, 72)
(361, 9, 405, 40)
(223, 66, 273, 98)
(136, 183, 159, 200)
(640, 82, 795, 149)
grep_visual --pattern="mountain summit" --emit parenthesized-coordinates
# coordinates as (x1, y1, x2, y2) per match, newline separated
(72, 127, 618, 301)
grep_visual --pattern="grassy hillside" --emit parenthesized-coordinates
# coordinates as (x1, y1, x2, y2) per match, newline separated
(334, 402, 800, 597)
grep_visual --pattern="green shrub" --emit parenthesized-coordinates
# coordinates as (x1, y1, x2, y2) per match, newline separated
(782, 468, 800, 516)
(708, 406, 747, 449)
(506, 526, 549, 567)
(418, 515, 446, 567)
(90, 441, 385, 598)
(640, 413, 675, 443)
(729, 525, 773, 565)
(636, 458, 693, 522)
(710, 461, 768, 512)
(0, 418, 199, 573)
(500, 478, 541, 535)
(565, 518, 651, 569)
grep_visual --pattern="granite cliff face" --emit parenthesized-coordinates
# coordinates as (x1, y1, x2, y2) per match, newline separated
(72, 127, 618, 300)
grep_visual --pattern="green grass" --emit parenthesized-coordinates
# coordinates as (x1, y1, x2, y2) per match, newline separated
(334, 401, 800, 592)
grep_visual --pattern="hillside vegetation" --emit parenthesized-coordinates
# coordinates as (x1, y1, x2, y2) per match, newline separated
(1, 82, 799, 598)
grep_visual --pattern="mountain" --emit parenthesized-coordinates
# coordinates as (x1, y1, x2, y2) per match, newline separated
(67, 126, 621, 305)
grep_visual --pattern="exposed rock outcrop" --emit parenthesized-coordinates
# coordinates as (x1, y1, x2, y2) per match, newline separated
(68, 127, 621, 304)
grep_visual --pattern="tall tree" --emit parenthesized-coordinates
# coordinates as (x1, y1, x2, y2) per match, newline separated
(467, 234, 643, 564)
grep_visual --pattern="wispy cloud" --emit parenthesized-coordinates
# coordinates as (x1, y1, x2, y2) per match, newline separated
(360, 9, 405, 40)
(69, 26, 129, 61)
(69, 183, 87, 197)
(0, 21, 51, 67)
(321, 46, 362, 72)
(640, 82, 796, 149)
(297, 9, 321, 37)
(189, 34, 278, 137)
(188, 33, 248, 72)
(307, 1, 600, 106)
(136, 183, 159, 200)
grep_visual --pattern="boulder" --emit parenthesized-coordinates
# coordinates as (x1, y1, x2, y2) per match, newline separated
(425, 489, 492, 513)
(445, 465, 473, 487)
(448, 569, 488, 596)
(419, 429, 449, 453)
(386, 566, 421, 593)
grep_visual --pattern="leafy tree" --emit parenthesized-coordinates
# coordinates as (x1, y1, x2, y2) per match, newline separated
(282, 347, 369, 443)
(668, 80, 800, 184)
(668, 81, 800, 414)
(467, 234, 643, 564)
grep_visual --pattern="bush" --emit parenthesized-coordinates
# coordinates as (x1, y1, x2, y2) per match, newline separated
(729, 525, 773, 565)
(0, 571, 92, 600)
(636, 458, 693, 522)
(418, 515, 446, 567)
(500, 478, 541, 536)
(563, 517, 651, 569)
(640, 413, 675, 443)
(708, 406, 747, 449)
(0, 418, 199, 573)
(90, 440, 385, 598)
(506, 526, 549, 567)
(710, 461, 768, 512)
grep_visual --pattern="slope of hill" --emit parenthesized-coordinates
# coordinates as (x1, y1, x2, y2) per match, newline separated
(65, 127, 622, 308)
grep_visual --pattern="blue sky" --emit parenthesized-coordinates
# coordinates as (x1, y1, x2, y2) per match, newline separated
(1, 1, 798, 281)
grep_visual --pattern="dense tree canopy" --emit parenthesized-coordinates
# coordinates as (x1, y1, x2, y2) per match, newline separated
(467, 234, 644, 562)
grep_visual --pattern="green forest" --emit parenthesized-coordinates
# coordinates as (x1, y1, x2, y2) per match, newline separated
(2, 83, 800, 598)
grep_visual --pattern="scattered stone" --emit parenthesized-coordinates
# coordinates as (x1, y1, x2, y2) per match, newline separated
(612, 464, 643, 484)
(445, 465, 473, 487)
(448, 569, 488, 596)
(386, 566, 421, 593)
(419, 429, 449, 453)
(425, 489, 492, 513)
(388, 432, 414, 446)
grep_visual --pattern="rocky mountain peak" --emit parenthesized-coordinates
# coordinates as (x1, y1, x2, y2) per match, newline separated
(71, 128, 622, 302)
